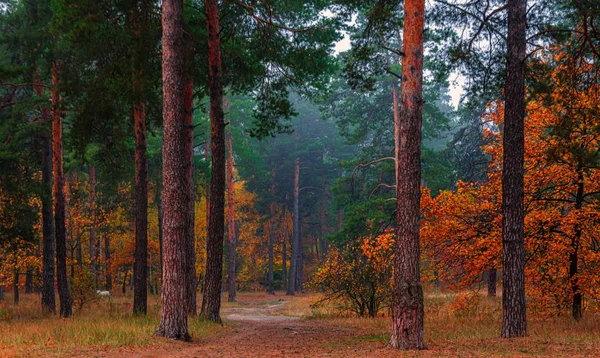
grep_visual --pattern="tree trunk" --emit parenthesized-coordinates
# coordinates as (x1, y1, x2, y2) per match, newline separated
(104, 234, 112, 290)
(267, 173, 275, 294)
(13, 269, 19, 305)
(501, 0, 528, 339)
(227, 130, 237, 302)
(157, 185, 163, 280)
(390, 0, 426, 350)
(122, 268, 128, 295)
(487, 268, 497, 297)
(200, 0, 225, 324)
(133, 98, 148, 316)
(320, 184, 327, 259)
(184, 76, 197, 315)
(282, 228, 288, 292)
(570, 172, 584, 321)
(37, 73, 56, 314)
(287, 157, 300, 295)
(155, 0, 190, 341)
(89, 165, 97, 286)
(25, 268, 33, 294)
(52, 62, 72, 318)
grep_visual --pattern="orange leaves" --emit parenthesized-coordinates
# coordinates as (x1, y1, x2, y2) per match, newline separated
(421, 49, 600, 315)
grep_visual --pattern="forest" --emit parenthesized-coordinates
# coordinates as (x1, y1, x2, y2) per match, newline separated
(0, 0, 599, 356)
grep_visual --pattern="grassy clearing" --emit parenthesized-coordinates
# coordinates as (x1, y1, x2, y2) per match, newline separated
(298, 289, 600, 356)
(0, 292, 223, 357)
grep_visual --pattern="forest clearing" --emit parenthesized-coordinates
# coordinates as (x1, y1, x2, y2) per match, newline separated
(3, 290, 600, 357)
(1, 0, 600, 356)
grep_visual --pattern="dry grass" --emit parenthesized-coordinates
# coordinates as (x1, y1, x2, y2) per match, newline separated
(0, 292, 222, 357)
(2, 289, 600, 357)
(304, 289, 600, 356)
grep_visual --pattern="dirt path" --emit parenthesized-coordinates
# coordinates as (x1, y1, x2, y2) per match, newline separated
(109, 294, 386, 358)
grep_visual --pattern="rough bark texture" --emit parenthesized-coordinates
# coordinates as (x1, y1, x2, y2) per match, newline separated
(287, 157, 300, 295)
(36, 74, 56, 314)
(184, 77, 197, 315)
(133, 99, 148, 315)
(227, 130, 237, 303)
(155, 0, 190, 341)
(201, 0, 225, 324)
(267, 173, 275, 294)
(501, 0, 528, 339)
(52, 62, 72, 318)
(487, 268, 497, 297)
(390, 0, 426, 350)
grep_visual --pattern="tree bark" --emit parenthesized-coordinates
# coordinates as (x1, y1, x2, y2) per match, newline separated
(487, 268, 497, 297)
(155, 0, 190, 341)
(390, 0, 426, 350)
(570, 172, 584, 321)
(13, 269, 19, 305)
(287, 157, 300, 295)
(184, 76, 197, 315)
(201, 0, 226, 324)
(104, 234, 112, 290)
(133, 97, 148, 315)
(267, 172, 275, 294)
(227, 130, 237, 302)
(52, 62, 72, 318)
(36, 73, 56, 314)
(25, 268, 33, 294)
(89, 165, 97, 285)
(282, 227, 288, 292)
(501, 0, 528, 339)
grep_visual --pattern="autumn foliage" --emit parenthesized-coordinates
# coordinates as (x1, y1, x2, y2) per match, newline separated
(312, 230, 394, 317)
(421, 50, 600, 318)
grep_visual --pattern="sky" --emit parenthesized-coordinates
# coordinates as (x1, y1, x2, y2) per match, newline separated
(333, 31, 464, 109)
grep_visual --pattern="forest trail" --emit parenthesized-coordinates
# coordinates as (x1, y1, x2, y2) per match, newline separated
(107, 293, 388, 358)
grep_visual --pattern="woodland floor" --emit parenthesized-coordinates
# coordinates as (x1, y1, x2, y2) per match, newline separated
(3, 291, 600, 357)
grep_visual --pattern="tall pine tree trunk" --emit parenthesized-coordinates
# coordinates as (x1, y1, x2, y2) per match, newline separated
(133, 98, 148, 315)
(52, 62, 72, 318)
(13, 269, 19, 305)
(104, 234, 112, 290)
(287, 157, 300, 295)
(227, 131, 237, 302)
(201, 0, 226, 324)
(267, 173, 275, 294)
(570, 173, 584, 321)
(501, 0, 528, 338)
(282, 226, 287, 292)
(155, 0, 190, 341)
(184, 77, 197, 315)
(36, 73, 56, 314)
(390, 0, 426, 349)
(89, 165, 97, 285)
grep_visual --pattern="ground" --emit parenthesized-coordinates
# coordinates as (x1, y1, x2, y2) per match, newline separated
(2, 290, 600, 357)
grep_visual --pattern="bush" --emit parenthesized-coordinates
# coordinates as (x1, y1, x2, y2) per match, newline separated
(71, 267, 98, 311)
(311, 231, 394, 317)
